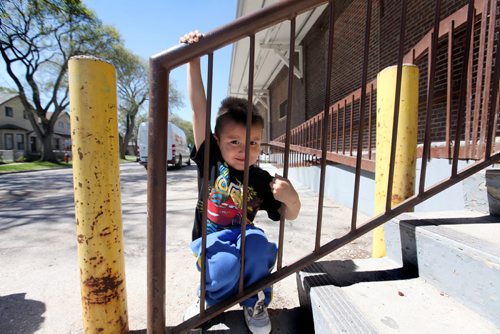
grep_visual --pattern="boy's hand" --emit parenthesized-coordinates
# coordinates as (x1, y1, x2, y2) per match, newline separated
(270, 174, 294, 203)
(270, 174, 301, 220)
(180, 30, 203, 44)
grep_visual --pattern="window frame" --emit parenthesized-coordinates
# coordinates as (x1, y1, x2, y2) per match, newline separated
(4, 133, 14, 150)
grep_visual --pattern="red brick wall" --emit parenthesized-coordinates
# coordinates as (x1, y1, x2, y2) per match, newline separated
(269, 65, 306, 140)
(268, 0, 496, 155)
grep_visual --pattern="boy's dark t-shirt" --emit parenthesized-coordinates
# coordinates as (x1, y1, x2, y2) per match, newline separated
(190, 134, 282, 241)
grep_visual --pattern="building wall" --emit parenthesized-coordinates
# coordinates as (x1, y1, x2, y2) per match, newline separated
(0, 96, 31, 131)
(0, 96, 32, 153)
(268, 66, 306, 139)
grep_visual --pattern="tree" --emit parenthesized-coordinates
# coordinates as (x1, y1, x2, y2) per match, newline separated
(108, 45, 184, 159)
(109, 45, 148, 159)
(0, 0, 120, 161)
(169, 113, 194, 148)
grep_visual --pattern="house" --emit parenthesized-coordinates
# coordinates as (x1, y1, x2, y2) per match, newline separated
(229, 0, 494, 215)
(0, 92, 71, 161)
(0, 92, 38, 161)
(48, 111, 71, 152)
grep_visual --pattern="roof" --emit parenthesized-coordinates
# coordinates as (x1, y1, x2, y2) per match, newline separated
(228, 1, 326, 98)
(0, 92, 19, 105)
(0, 123, 31, 131)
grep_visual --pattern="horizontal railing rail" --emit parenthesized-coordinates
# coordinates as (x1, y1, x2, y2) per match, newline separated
(147, 0, 500, 333)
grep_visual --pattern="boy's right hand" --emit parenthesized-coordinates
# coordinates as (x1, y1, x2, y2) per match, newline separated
(180, 30, 203, 44)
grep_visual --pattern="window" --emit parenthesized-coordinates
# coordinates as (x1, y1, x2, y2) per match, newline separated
(55, 138, 61, 150)
(279, 100, 288, 119)
(58, 121, 64, 128)
(16, 134, 25, 150)
(5, 106, 13, 117)
(4, 133, 13, 150)
(23, 110, 28, 119)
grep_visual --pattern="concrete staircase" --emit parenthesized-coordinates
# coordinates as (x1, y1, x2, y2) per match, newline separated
(297, 210, 500, 333)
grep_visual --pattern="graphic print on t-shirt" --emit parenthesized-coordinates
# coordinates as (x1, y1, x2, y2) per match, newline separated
(206, 162, 261, 227)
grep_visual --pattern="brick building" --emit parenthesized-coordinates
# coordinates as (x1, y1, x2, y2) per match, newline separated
(230, 0, 496, 163)
(229, 0, 497, 214)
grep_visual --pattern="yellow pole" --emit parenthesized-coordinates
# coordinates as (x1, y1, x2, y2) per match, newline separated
(373, 64, 419, 258)
(68, 56, 128, 333)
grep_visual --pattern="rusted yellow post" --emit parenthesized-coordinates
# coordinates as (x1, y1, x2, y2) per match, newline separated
(373, 64, 419, 258)
(68, 56, 128, 333)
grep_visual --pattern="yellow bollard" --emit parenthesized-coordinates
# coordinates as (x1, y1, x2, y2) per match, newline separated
(373, 64, 419, 258)
(68, 56, 128, 333)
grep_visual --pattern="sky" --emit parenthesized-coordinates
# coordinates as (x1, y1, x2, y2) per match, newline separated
(83, 0, 238, 124)
(0, 0, 239, 125)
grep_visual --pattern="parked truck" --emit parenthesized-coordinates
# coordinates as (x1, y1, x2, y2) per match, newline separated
(137, 121, 191, 169)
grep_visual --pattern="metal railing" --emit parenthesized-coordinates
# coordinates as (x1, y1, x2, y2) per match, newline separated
(272, 0, 498, 171)
(147, 0, 500, 332)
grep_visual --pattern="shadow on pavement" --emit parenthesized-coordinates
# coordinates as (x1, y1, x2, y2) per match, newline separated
(131, 306, 313, 333)
(0, 293, 46, 334)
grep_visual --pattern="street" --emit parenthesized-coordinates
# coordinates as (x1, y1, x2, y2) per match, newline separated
(0, 162, 371, 333)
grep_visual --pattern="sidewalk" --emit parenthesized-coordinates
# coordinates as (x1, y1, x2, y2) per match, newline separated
(0, 163, 372, 333)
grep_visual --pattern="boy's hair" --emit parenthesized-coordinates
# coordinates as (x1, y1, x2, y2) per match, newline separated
(214, 97, 264, 137)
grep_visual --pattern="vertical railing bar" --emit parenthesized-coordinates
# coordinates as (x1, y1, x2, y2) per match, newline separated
(452, 0, 475, 175)
(472, 0, 489, 158)
(418, 0, 441, 195)
(492, 91, 500, 153)
(315, 0, 335, 251)
(336, 103, 340, 152)
(239, 34, 255, 294)
(465, 7, 475, 159)
(147, 64, 168, 333)
(199, 53, 214, 316)
(277, 17, 296, 270)
(485, 11, 500, 157)
(368, 84, 374, 160)
(446, 21, 454, 159)
(385, 0, 407, 212)
(349, 95, 354, 156)
(351, 0, 372, 231)
(480, 0, 497, 158)
(342, 99, 347, 154)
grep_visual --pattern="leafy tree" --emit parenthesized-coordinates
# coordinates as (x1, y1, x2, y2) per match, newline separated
(109, 45, 184, 159)
(0, 0, 120, 161)
(169, 113, 194, 148)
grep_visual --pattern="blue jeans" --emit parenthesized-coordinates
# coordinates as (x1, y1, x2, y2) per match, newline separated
(190, 225, 277, 307)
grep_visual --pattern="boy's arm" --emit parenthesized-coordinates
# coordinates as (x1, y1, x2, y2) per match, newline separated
(270, 175, 301, 220)
(182, 31, 206, 150)
(187, 58, 206, 150)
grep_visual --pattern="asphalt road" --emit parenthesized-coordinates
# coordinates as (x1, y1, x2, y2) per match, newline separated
(0, 162, 372, 333)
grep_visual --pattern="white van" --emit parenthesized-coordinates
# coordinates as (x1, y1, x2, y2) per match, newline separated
(137, 121, 191, 169)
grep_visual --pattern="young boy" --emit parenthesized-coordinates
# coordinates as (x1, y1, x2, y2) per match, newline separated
(182, 31, 301, 334)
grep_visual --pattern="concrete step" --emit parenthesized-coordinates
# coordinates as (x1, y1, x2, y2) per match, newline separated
(385, 211, 500, 326)
(297, 259, 499, 333)
(297, 210, 500, 333)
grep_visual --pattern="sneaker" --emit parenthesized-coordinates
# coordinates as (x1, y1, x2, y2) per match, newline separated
(243, 291, 271, 334)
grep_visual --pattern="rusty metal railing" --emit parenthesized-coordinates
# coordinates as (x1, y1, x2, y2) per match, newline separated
(272, 0, 498, 171)
(147, 0, 500, 332)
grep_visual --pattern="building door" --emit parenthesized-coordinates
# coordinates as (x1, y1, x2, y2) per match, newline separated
(30, 136, 37, 153)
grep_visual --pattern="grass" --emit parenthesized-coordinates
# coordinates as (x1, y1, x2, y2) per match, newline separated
(0, 161, 71, 173)
(0, 155, 139, 173)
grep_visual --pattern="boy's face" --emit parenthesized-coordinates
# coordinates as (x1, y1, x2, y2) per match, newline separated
(215, 120, 263, 171)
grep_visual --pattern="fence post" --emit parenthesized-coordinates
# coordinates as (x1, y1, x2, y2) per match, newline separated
(68, 56, 129, 333)
(373, 64, 419, 258)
